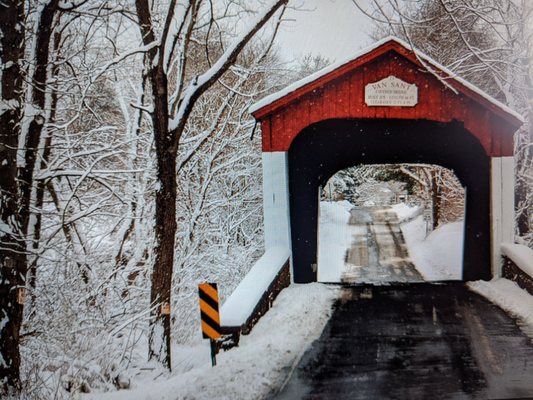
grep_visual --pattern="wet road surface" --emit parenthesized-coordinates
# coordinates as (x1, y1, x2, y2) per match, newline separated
(273, 283, 533, 400)
(342, 207, 423, 284)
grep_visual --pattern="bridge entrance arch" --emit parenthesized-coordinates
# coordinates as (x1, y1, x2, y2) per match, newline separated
(250, 37, 522, 283)
(290, 119, 487, 282)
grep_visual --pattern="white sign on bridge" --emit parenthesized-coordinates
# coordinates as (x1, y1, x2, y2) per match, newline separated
(365, 75, 418, 107)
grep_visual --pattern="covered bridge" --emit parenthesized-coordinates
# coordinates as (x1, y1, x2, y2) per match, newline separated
(250, 37, 523, 283)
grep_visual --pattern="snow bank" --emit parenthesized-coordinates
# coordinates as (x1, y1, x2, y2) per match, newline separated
(319, 200, 352, 225)
(390, 203, 421, 222)
(86, 284, 339, 400)
(220, 247, 290, 327)
(501, 243, 533, 278)
(468, 278, 533, 328)
(401, 217, 463, 280)
(318, 201, 359, 282)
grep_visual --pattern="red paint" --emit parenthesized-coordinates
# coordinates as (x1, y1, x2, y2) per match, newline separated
(252, 40, 521, 157)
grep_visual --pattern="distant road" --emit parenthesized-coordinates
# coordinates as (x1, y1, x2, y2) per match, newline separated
(342, 206, 423, 284)
(272, 283, 533, 400)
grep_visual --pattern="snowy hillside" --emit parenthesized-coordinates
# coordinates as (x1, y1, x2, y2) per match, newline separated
(86, 284, 339, 400)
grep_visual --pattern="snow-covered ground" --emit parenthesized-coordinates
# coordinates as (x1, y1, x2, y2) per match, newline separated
(84, 201, 533, 400)
(317, 200, 363, 282)
(469, 278, 533, 336)
(401, 216, 464, 280)
(390, 202, 421, 222)
(85, 284, 339, 400)
(317, 200, 461, 282)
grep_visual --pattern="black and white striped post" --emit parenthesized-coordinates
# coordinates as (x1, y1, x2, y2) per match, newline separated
(198, 282, 221, 366)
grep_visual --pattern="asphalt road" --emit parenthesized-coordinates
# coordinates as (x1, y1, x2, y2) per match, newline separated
(342, 207, 423, 284)
(272, 283, 533, 400)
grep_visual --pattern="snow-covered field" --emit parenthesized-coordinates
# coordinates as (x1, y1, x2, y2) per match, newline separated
(85, 284, 339, 400)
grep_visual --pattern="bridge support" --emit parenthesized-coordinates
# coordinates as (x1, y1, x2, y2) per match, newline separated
(262, 152, 291, 254)
(490, 156, 515, 277)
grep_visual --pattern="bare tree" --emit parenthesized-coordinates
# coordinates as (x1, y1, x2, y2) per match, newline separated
(133, 0, 287, 369)
(0, 1, 27, 393)
(1, 1, 136, 392)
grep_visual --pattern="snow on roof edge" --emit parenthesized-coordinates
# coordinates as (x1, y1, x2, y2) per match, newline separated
(249, 36, 394, 114)
(249, 36, 524, 123)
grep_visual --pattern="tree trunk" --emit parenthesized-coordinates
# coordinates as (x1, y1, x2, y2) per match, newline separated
(134, 0, 287, 369)
(149, 143, 177, 368)
(19, 0, 59, 237)
(431, 171, 440, 229)
(148, 72, 176, 367)
(136, 0, 180, 370)
(28, 29, 61, 293)
(0, 1, 26, 394)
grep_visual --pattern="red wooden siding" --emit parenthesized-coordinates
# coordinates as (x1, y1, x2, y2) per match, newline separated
(252, 40, 521, 157)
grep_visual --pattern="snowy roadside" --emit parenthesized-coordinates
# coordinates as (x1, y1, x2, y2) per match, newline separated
(401, 215, 463, 280)
(468, 278, 533, 336)
(317, 200, 360, 282)
(390, 203, 421, 222)
(84, 284, 339, 400)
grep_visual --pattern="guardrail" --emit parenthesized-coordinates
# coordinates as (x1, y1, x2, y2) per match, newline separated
(218, 247, 291, 349)
(501, 243, 533, 296)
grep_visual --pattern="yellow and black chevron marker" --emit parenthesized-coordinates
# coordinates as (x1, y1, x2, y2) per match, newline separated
(198, 282, 221, 366)
(198, 282, 221, 340)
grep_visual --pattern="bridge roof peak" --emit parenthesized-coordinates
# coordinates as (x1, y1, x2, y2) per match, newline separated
(250, 36, 523, 126)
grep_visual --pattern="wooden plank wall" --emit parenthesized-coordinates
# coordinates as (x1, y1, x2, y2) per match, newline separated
(258, 49, 516, 157)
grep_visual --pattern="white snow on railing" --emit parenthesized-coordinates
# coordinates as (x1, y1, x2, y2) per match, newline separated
(220, 247, 290, 328)
(501, 243, 533, 278)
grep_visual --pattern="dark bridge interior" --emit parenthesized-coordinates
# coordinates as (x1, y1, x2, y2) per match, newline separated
(288, 118, 490, 283)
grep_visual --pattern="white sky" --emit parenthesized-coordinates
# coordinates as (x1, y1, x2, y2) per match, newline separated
(275, 0, 374, 62)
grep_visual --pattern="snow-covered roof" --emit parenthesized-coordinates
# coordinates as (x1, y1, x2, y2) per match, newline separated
(250, 36, 524, 123)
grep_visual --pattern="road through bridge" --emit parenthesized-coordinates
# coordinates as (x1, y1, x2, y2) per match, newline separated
(340, 206, 423, 284)
(273, 283, 533, 400)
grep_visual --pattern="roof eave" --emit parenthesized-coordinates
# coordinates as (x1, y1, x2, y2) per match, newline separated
(250, 37, 524, 128)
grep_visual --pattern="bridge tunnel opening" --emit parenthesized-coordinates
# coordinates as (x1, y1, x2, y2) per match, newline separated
(288, 118, 490, 284)
(317, 162, 466, 284)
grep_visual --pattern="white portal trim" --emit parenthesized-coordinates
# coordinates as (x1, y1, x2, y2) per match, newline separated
(491, 156, 515, 277)
(262, 152, 292, 257)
